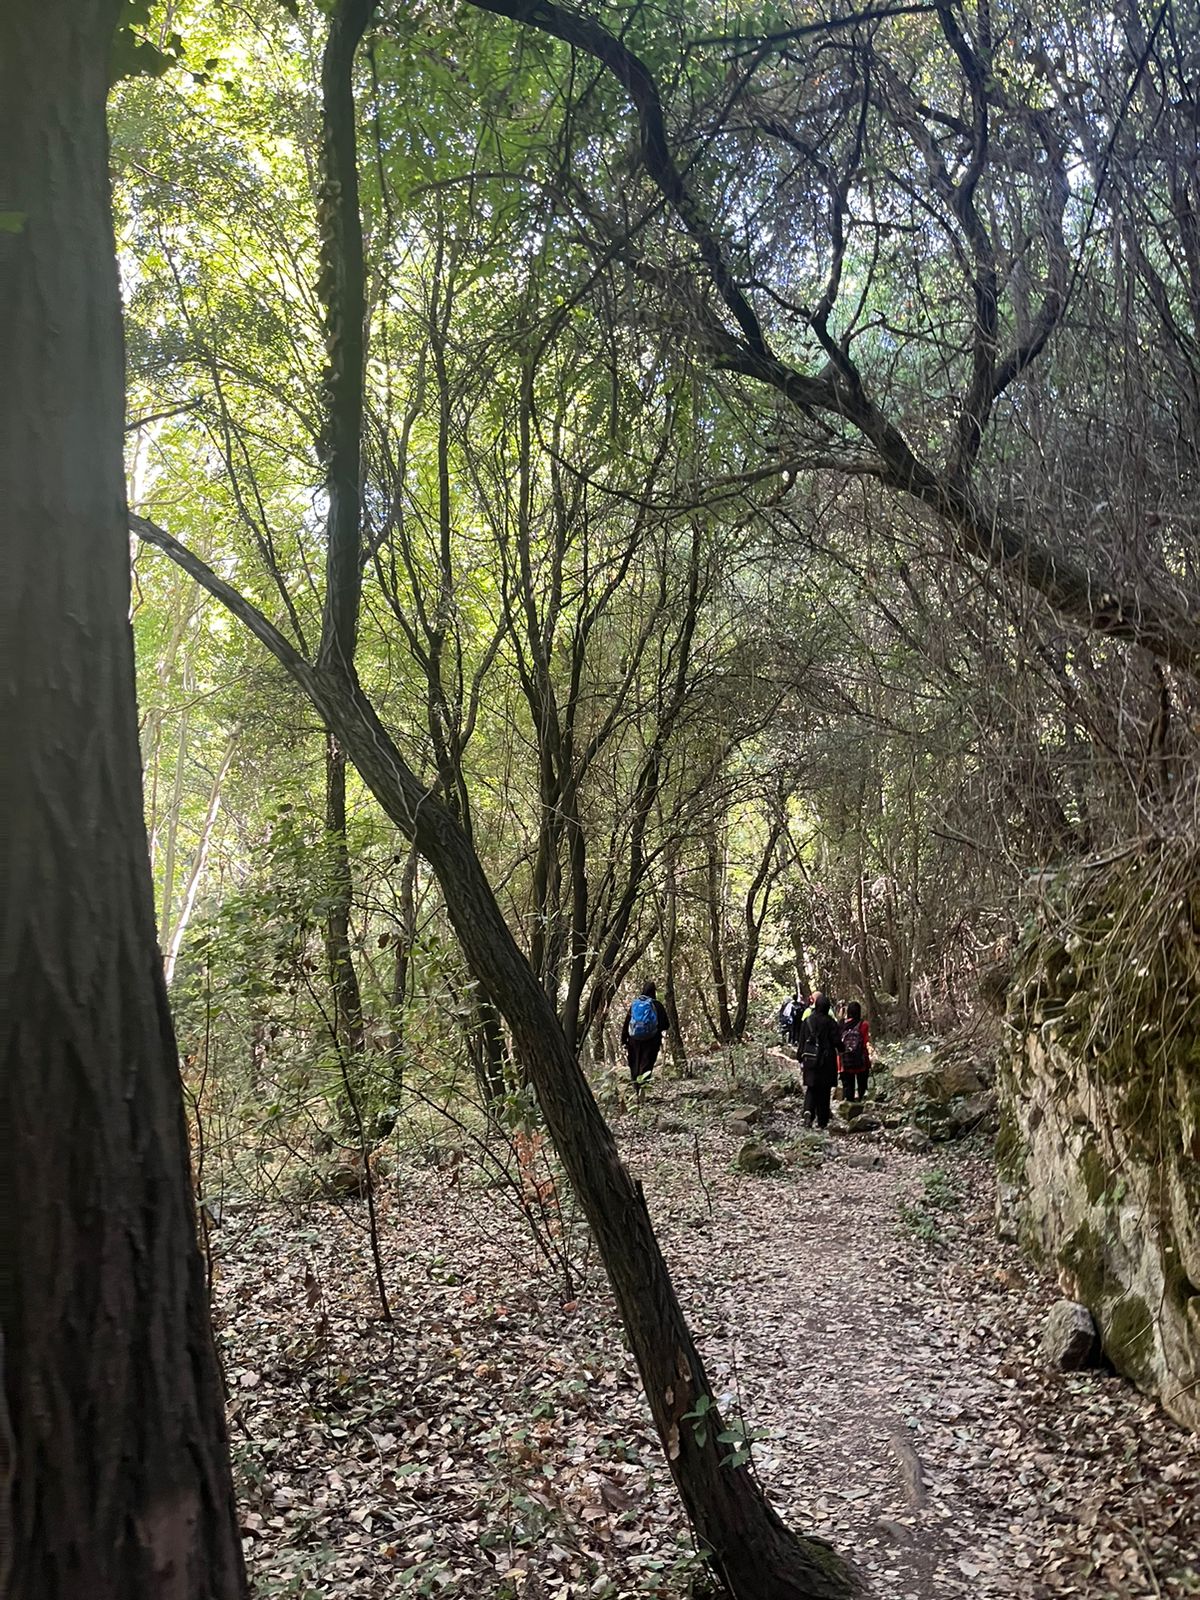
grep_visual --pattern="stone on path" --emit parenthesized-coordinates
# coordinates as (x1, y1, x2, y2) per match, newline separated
(727, 1104, 762, 1127)
(736, 1139, 783, 1175)
(763, 1074, 805, 1104)
(1041, 1299, 1100, 1369)
(794, 1131, 827, 1168)
(897, 1126, 933, 1153)
(846, 1151, 885, 1170)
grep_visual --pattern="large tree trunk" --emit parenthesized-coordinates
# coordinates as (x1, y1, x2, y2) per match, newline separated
(0, 5, 247, 1598)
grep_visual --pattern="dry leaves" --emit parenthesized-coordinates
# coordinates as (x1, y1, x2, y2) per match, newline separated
(213, 1072, 1200, 1598)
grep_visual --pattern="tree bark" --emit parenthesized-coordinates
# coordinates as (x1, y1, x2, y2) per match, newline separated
(0, 4, 247, 1596)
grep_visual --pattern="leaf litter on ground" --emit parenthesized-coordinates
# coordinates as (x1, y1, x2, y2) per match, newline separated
(213, 1066, 1200, 1599)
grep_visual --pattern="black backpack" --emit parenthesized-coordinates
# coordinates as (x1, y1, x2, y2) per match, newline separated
(840, 1020, 866, 1071)
(799, 1013, 821, 1065)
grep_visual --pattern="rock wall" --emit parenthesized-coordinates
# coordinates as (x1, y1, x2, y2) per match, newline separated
(999, 844, 1200, 1432)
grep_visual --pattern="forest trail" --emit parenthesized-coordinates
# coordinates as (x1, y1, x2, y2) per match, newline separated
(219, 1071, 1200, 1600)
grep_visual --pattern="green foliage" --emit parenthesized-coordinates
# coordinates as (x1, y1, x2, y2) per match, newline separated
(112, 0, 186, 82)
(899, 1166, 962, 1244)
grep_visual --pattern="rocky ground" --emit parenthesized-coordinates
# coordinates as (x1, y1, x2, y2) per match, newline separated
(215, 1046, 1200, 1599)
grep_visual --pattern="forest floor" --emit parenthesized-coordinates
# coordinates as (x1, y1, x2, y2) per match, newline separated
(215, 1053, 1200, 1600)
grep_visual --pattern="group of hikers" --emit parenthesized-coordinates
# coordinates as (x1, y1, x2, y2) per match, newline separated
(618, 980, 870, 1128)
(777, 990, 872, 1128)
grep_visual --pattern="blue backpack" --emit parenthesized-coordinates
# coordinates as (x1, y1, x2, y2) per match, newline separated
(629, 995, 658, 1039)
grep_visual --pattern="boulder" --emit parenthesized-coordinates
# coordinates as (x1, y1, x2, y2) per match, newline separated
(1041, 1301, 1100, 1370)
(847, 1113, 882, 1133)
(836, 1099, 869, 1121)
(655, 1116, 690, 1135)
(729, 1118, 754, 1138)
(322, 1162, 366, 1198)
(793, 1131, 827, 1168)
(736, 1140, 783, 1175)
(731, 1078, 769, 1108)
(911, 1095, 991, 1141)
(916, 1060, 985, 1103)
(727, 1104, 762, 1127)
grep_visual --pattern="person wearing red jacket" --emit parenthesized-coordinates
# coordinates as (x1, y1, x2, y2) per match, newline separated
(839, 1000, 871, 1100)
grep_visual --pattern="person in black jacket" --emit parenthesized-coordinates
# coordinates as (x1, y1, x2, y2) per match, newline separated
(778, 990, 805, 1046)
(797, 991, 840, 1129)
(620, 981, 671, 1089)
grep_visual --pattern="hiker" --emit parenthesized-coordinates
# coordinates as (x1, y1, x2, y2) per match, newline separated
(620, 981, 671, 1089)
(797, 991, 840, 1129)
(839, 1000, 871, 1101)
(778, 991, 804, 1046)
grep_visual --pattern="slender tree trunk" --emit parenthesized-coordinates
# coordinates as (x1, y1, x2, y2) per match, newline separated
(388, 838, 419, 1067)
(0, 5, 247, 1595)
(790, 926, 813, 1002)
(325, 732, 367, 1057)
(158, 693, 191, 953)
(704, 831, 735, 1042)
(164, 728, 238, 985)
(730, 817, 786, 1040)
(662, 861, 688, 1070)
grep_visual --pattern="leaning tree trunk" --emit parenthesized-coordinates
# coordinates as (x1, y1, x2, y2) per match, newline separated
(132, 516, 861, 1600)
(311, 673, 858, 1600)
(0, 5, 247, 1597)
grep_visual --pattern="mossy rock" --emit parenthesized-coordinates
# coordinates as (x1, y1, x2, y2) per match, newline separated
(994, 1103, 1027, 1181)
(1057, 1219, 1110, 1303)
(1103, 1293, 1156, 1386)
(1078, 1141, 1111, 1206)
(736, 1139, 783, 1176)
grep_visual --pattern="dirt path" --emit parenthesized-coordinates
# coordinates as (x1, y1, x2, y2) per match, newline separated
(219, 1076, 1200, 1599)
(629, 1087, 1200, 1599)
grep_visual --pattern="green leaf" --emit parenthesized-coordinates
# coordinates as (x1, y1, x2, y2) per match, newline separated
(111, 29, 176, 82)
(0, 212, 26, 234)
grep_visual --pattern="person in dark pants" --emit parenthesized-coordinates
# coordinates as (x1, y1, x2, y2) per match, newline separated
(839, 1000, 871, 1101)
(778, 991, 804, 1046)
(620, 981, 671, 1090)
(797, 992, 840, 1128)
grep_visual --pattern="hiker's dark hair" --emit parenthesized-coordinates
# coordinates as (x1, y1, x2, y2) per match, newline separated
(813, 991, 830, 1013)
(641, 980, 657, 997)
(845, 1000, 862, 1022)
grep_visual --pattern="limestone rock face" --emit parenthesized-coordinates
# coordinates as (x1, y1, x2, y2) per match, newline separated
(1001, 850, 1200, 1431)
(1041, 1300, 1100, 1370)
